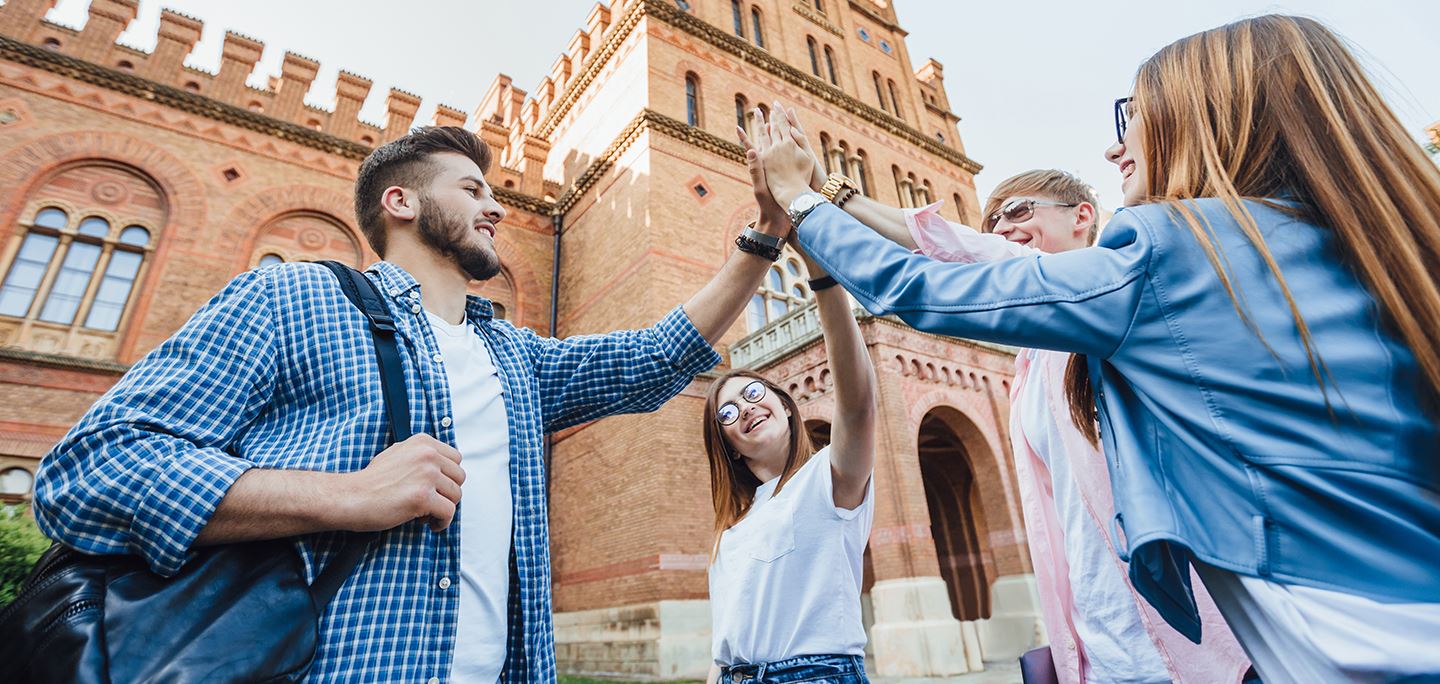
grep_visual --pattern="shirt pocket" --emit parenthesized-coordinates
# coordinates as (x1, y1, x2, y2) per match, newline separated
(745, 505, 797, 563)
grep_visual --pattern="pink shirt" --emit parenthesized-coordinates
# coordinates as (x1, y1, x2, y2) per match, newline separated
(906, 201, 1250, 684)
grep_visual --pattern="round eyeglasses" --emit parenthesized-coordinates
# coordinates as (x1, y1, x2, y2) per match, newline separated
(716, 380, 767, 426)
(984, 198, 1078, 231)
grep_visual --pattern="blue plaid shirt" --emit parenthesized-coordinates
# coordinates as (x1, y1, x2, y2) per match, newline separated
(33, 261, 722, 682)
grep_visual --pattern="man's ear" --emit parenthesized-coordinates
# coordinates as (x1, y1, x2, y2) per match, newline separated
(381, 186, 417, 223)
(1073, 202, 1097, 238)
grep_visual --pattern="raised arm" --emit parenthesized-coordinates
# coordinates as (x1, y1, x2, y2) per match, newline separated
(805, 256, 876, 509)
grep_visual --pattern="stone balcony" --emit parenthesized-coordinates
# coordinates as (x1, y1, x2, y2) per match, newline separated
(728, 299, 1018, 370)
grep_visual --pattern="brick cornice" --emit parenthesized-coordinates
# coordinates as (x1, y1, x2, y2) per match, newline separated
(539, 0, 981, 175)
(494, 186, 554, 215)
(0, 34, 371, 161)
(554, 108, 744, 215)
(0, 347, 129, 374)
(790, 2, 844, 38)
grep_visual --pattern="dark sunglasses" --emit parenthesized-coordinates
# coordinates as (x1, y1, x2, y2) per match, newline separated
(985, 198, 1079, 231)
(716, 380, 767, 426)
(1114, 96, 1134, 145)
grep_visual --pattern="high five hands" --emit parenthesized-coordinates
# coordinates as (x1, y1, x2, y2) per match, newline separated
(736, 102, 827, 219)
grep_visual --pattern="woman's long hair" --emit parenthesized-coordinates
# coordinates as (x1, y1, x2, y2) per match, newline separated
(701, 369, 815, 554)
(1065, 14, 1440, 437)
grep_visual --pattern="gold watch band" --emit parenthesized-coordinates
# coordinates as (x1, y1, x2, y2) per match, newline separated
(820, 173, 857, 203)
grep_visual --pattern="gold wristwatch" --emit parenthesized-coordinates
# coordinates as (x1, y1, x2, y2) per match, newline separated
(820, 173, 858, 204)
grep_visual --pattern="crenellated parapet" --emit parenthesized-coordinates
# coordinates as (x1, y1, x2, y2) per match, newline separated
(0, 1, 445, 152)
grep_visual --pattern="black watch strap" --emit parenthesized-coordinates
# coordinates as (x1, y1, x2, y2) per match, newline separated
(808, 275, 838, 291)
(735, 233, 782, 261)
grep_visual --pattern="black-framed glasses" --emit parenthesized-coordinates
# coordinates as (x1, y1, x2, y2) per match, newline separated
(985, 198, 1079, 230)
(716, 380, 767, 426)
(1114, 97, 1134, 145)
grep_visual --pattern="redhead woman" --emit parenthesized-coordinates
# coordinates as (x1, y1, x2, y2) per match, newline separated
(756, 15, 1440, 684)
(702, 109, 878, 684)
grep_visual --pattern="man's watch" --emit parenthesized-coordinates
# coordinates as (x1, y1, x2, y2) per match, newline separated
(820, 173, 858, 204)
(786, 191, 827, 226)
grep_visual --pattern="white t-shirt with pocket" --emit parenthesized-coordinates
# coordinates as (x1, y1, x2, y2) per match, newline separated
(708, 446, 874, 665)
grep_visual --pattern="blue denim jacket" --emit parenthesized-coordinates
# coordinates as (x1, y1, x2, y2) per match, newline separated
(796, 200, 1440, 642)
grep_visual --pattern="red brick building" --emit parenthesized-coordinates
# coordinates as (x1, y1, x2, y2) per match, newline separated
(0, 0, 1041, 677)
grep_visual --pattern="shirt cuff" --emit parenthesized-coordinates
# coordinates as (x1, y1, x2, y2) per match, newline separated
(904, 200, 949, 255)
(655, 305, 724, 376)
(130, 447, 254, 576)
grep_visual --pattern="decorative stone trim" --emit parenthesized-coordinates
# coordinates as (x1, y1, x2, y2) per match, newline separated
(0, 34, 371, 160)
(0, 347, 128, 374)
(554, 108, 744, 215)
(791, 2, 844, 37)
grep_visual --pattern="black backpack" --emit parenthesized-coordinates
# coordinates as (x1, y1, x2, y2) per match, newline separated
(0, 262, 408, 683)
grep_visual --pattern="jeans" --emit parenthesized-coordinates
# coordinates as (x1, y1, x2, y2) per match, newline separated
(721, 654, 868, 684)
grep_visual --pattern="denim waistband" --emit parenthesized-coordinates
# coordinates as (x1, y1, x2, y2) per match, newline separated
(722, 653, 865, 683)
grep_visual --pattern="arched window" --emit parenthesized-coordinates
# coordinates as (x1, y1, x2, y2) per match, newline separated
(813, 0, 826, 13)
(0, 164, 164, 353)
(892, 165, 909, 208)
(735, 94, 749, 133)
(953, 193, 967, 223)
(888, 79, 904, 120)
(731, 0, 745, 37)
(685, 73, 701, 127)
(806, 37, 821, 78)
(750, 8, 766, 48)
(872, 72, 888, 112)
(746, 248, 812, 332)
(819, 133, 834, 175)
(0, 466, 34, 499)
(251, 211, 361, 269)
(257, 253, 284, 268)
(823, 46, 839, 86)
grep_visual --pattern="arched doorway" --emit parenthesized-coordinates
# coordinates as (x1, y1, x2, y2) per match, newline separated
(918, 408, 992, 621)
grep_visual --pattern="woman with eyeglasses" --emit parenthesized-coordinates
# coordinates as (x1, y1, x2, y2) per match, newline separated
(699, 108, 878, 684)
(755, 14, 1440, 684)
(757, 105, 1247, 683)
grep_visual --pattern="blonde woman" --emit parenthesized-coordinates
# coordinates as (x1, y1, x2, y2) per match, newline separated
(700, 109, 877, 684)
(757, 15, 1440, 684)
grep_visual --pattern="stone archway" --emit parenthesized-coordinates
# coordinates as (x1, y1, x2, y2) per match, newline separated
(918, 408, 992, 621)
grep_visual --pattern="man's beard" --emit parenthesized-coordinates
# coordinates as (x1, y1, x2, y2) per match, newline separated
(416, 197, 502, 281)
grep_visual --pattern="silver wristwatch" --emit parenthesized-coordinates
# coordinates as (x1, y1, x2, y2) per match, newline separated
(786, 191, 827, 226)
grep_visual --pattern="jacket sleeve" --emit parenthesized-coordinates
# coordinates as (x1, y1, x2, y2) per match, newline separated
(798, 203, 1151, 357)
(518, 306, 722, 432)
(33, 270, 279, 576)
(905, 201, 1037, 263)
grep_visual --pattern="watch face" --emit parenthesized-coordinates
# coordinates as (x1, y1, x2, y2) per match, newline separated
(793, 193, 822, 212)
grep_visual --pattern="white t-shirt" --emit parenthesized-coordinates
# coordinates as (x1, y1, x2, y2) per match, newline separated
(709, 446, 874, 665)
(1018, 350, 1170, 684)
(426, 310, 513, 684)
(1196, 563, 1440, 684)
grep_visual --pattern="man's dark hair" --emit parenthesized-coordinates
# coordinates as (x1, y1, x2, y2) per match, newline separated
(353, 126, 492, 255)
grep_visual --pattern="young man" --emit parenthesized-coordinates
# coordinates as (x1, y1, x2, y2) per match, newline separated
(34, 126, 792, 682)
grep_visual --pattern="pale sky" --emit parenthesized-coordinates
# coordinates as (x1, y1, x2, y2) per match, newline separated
(43, 0, 1440, 210)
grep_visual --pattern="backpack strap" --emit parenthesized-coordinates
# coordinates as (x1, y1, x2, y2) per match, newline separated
(310, 261, 414, 606)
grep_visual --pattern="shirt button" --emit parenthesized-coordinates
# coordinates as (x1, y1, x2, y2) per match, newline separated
(432, 353, 444, 363)
(428, 678, 440, 684)
(389, 288, 400, 297)
(440, 416, 453, 427)
(411, 304, 422, 314)
(410, 291, 421, 300)
(438, 576, 451, 590)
